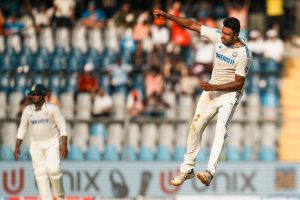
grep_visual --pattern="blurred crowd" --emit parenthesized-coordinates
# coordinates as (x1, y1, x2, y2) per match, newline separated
(0, 0, 299, 161)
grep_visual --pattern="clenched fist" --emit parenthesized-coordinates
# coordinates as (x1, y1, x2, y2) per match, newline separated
(153, 9, 167, 19)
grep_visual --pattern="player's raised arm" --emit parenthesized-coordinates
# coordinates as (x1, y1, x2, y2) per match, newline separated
(153, 9, 201, 33)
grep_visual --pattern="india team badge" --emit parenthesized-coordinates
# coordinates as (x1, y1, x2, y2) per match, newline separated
(232, 52, 238, 57)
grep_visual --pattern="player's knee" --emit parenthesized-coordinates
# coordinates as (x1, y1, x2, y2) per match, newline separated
(34, 166, 48, 180)
(48, 166, 62, 179)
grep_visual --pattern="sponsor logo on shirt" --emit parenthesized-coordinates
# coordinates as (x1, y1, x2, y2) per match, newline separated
(216, 52, 234, 65)
(31, 119, 49, 124)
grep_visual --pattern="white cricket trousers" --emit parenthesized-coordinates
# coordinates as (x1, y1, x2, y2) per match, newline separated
(180, 90, 242, 175)
(30, 139, 62, 200)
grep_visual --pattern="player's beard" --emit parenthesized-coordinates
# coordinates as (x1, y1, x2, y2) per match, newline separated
(31, 96, 45, 107)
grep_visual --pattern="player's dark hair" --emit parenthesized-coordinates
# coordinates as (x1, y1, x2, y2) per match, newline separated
(223, 17, 240, 34)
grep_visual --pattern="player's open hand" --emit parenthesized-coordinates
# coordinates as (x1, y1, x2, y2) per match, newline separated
(153, 9, 166, 19)
(60, 144, 68, 158)
(14, 148, 20, 161)
(200, 82, 216, 91)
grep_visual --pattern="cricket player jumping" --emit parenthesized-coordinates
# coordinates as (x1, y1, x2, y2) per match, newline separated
(153, 10, 252, 186)
(14, 84, 68, 199)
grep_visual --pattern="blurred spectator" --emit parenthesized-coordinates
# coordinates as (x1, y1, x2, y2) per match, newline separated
(126, 89, 144, 119)
(284, 35, 300, 58)
(81, 0, 106, 29)
(18, 94, 31, 117)
(101, 0, 117, 18)
(0, 9, 6, 52)
(20, 11, 38, 52)
(144, 64, 164, 99)
(247, 30, 264, 73)
(263, 29, 284, 62)
(120, 27, 136, 63)
(77, 62, 99, 93)
(193, 37, 214, 82)
(266, 0, 284, 31)
(177, 68, 199, 97)
(247, 30, 264, 56)
(92, 87, 113, 117)
(31, 4, 54, 30)
(262, 29, 284, 75)
(168, 1, 191, 50)
(163, 57, 187, 91)
(148, 44, 166, 68)
(225, 0, 250, 39)
(46, 90, 61, 106)
(53, 0, 75, 29)
(195, 1, 216, 28)
(4, 14, 25, 53)
(53, 0, 76, 51)
(151, 17, 170, 47)
(113, 2, 135, 28)
(133, 10, 151, 42)
(143, 92, 170, 117)
(105, 56, 132, 94)
(249, 0, 266, 32)
(131, 41, 147, 93)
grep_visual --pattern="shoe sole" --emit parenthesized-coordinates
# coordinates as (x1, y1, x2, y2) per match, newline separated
(197, 173, 210, 186)
(170, 174, 195, 186)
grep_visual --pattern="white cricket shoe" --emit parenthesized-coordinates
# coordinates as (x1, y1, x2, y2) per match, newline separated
(170, 170, 195, 186)
(197, 170, 213, 186)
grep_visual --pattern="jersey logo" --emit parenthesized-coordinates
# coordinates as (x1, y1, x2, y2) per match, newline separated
(31, 119, 49, 124)
(215, 52, 234, 65)
(232, 52, 238, 57)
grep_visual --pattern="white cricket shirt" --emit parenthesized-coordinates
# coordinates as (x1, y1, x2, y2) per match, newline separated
(17, 102, 67, 145)
(201, 25, 252, 85)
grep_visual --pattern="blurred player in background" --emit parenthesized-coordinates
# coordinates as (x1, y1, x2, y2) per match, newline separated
(153, 10, 252, 186)
(14, 84, 68, 200)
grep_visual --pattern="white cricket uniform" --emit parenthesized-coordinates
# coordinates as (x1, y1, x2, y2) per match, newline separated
(180, 25, 252, 174)
(17, 102, 67, 199)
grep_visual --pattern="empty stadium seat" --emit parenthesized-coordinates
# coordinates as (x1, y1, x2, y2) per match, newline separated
(76, 93, 92, 120)
(86, 145, 101, 160)
(72, 122, 89, 153)
(174, 123, 189, 161)
(0, 74, 10, 94)
(68, 146, 84, 161)
(122, 145, 137, 161)
(0, 91, 7, 119)
(12, 74, 27, 92)
(89, 123, 106, 155)
(7, 92, 23, 118)
(178, 94, 193, 120)
(103, 144, 119, 160)
(0, 146, 14, 161)
(72, 25, 87, 53)
(174, 146, 186, 161)
(32, 55, 46, 72)
(106, 123, 123, 158)
(49, 55, 64, 73)
(48, 75, 61, 96)
(63, 74, 78, 93)
(157, 123, 174, 161)
(156, 145, 171, 161)
(60, 92, 75, 120)
(88, 29, 104, 54)
(162, 91, 176, 119)
(55, 28, 70, 52)
(112, 92, 126, 119)
(39, 27, 54, 53)
(139, 145, 154, 161)
(0, 53, 15, 73)
(139, 123, 157, 161)
(122, 123, 139, 161)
